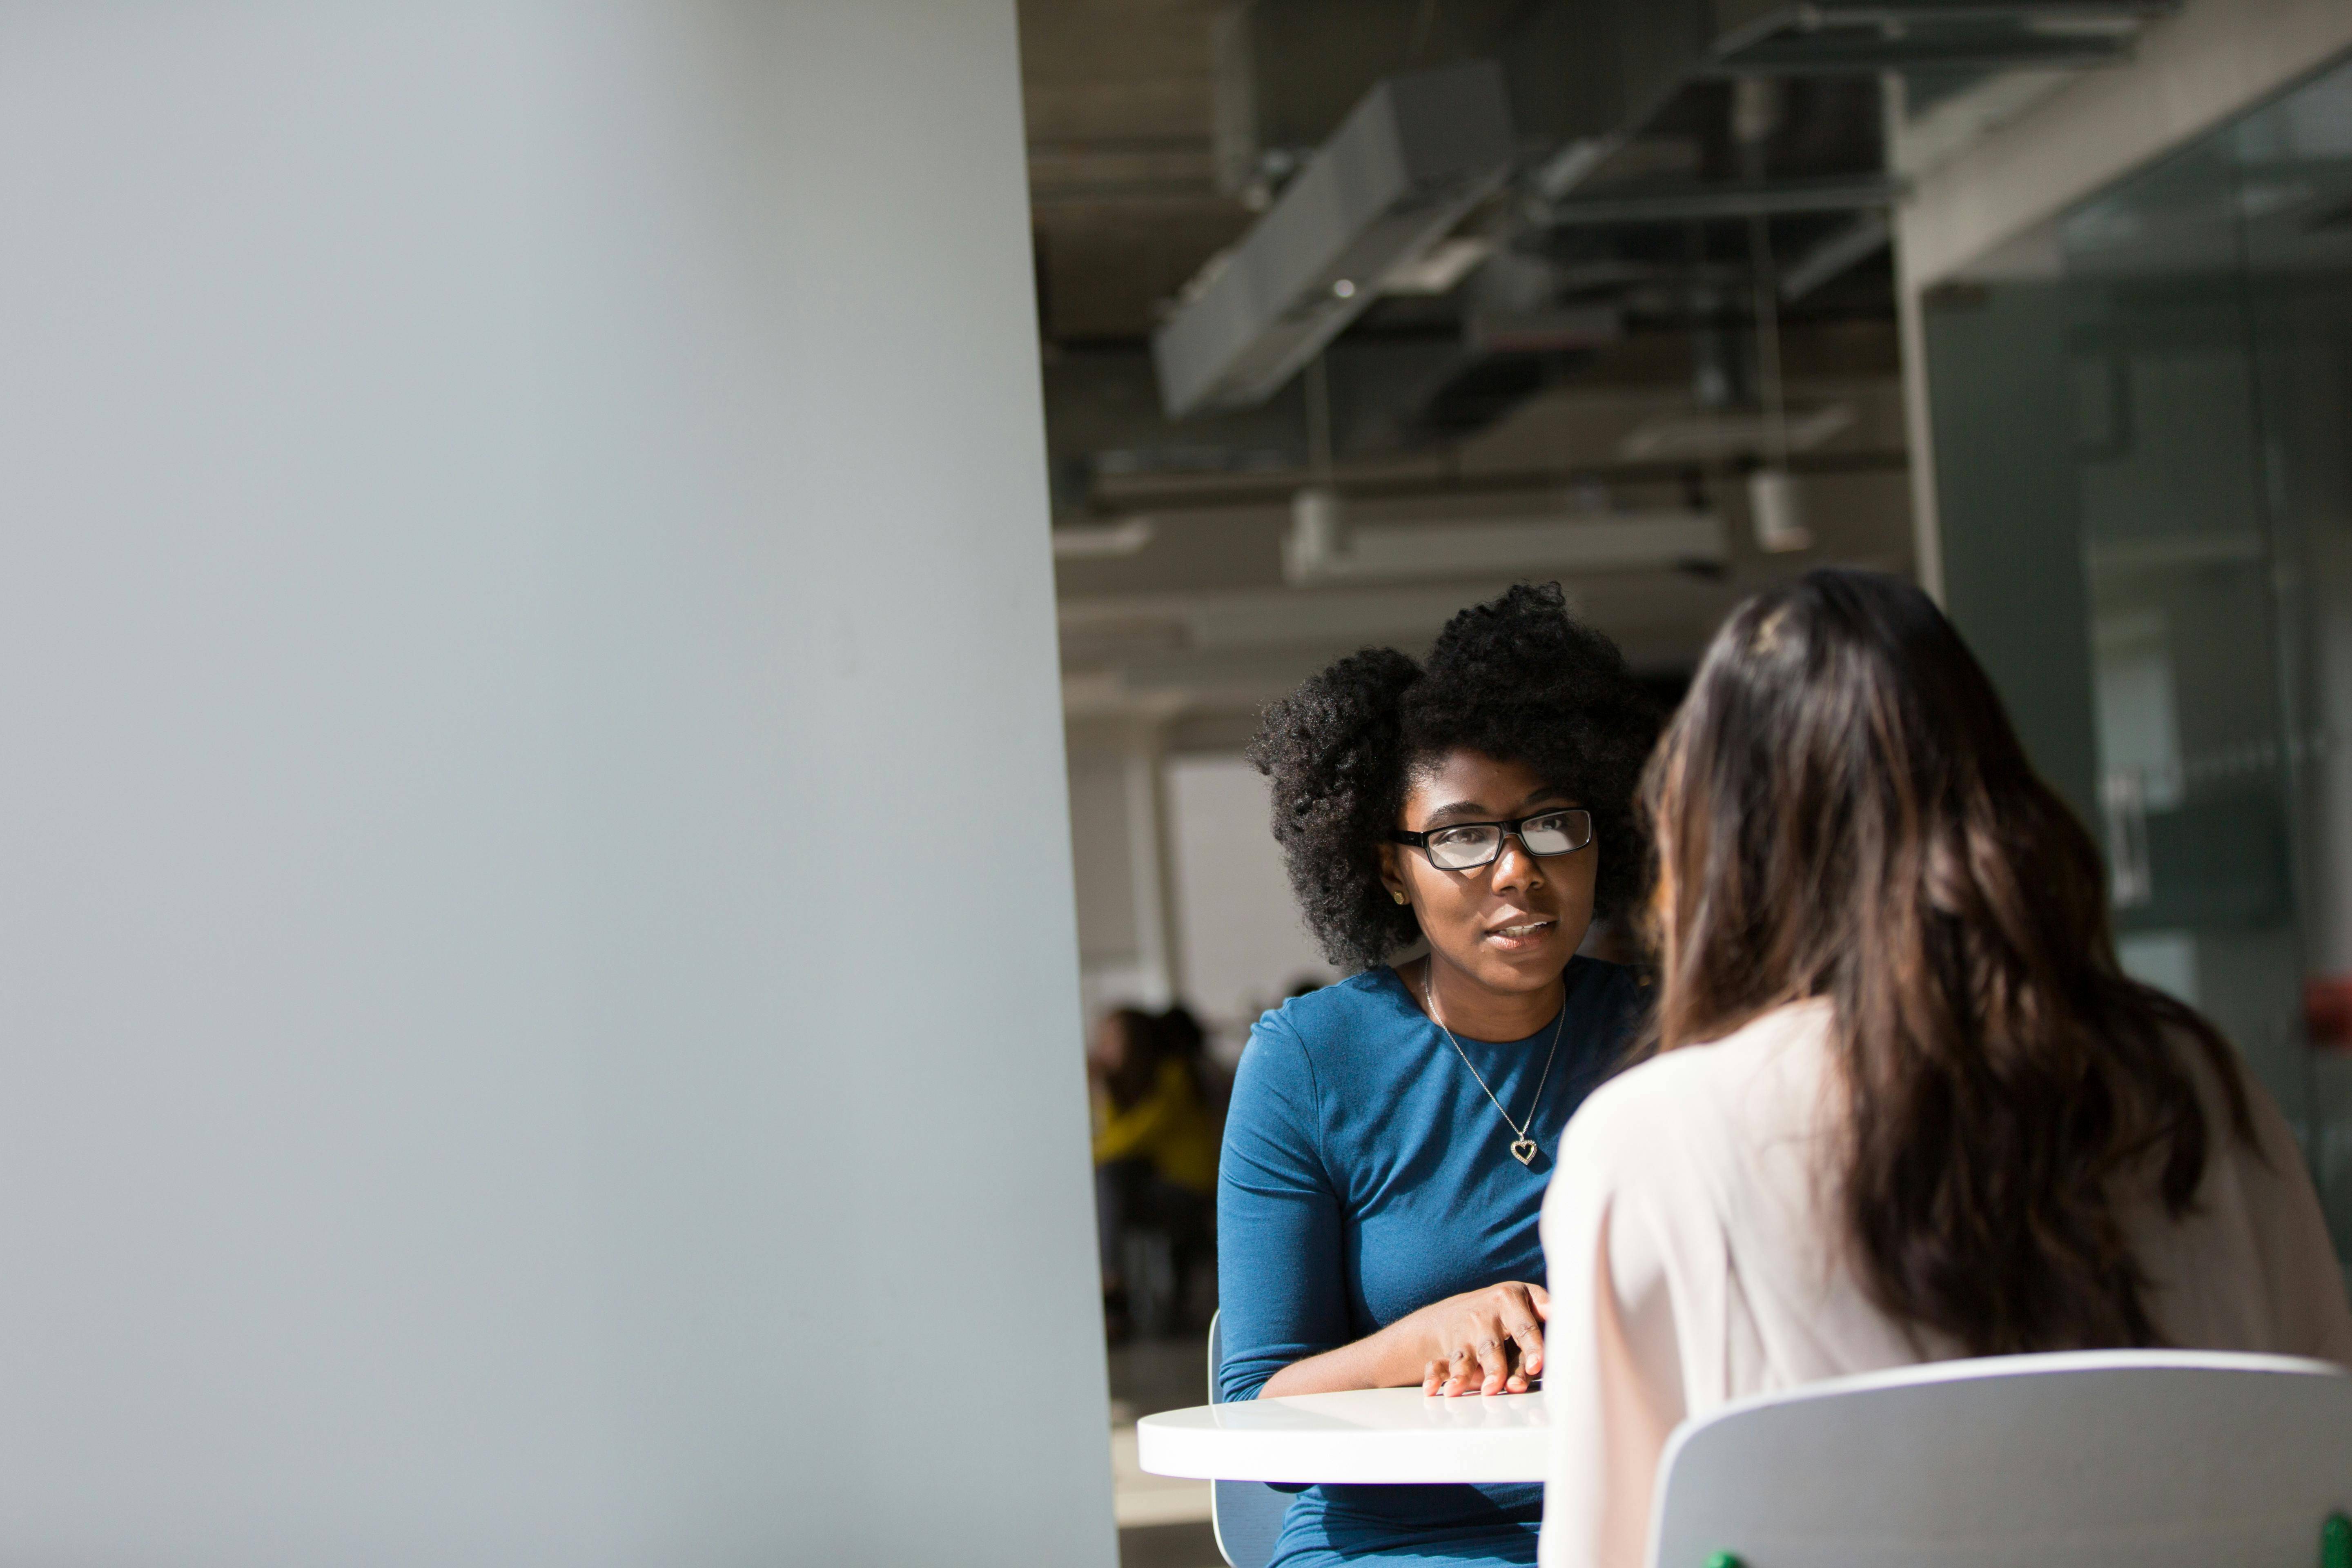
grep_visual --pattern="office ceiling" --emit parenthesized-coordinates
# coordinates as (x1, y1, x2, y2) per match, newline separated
(1020, 0, 1243, 344)
(1017, 0, 2176, 732)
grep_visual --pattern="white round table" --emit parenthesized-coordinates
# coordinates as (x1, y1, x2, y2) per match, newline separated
(1135, 1387, 1549, 1485)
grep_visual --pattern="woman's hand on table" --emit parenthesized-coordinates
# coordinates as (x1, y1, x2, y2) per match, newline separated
(1249, 1279, 1551, 1400)
(1412, 1281, 1548, 1397)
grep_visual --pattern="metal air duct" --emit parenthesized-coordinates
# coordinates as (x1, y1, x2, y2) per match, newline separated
(1151, 60, 1512, 420)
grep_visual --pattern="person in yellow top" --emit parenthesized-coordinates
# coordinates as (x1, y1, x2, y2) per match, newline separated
(1089, 1006, 1221, 1339)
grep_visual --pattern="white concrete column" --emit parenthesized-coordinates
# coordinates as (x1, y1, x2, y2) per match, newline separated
(0, 4, 1111, 1564)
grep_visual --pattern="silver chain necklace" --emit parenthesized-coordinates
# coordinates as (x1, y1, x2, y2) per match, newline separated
(1424, 972, 1566, 1167)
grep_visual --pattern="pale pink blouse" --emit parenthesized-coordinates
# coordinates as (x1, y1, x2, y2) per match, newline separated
(1539, 999, 2352, 1568)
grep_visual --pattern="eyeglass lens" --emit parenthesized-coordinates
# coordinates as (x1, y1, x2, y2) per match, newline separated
(1423, 810, 1590, 870)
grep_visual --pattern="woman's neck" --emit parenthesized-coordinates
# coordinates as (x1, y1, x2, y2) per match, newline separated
(1407, 955, 1566, 1043)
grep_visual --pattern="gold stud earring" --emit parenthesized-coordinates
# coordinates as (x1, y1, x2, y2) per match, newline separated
(1392, 890, 1408, 904)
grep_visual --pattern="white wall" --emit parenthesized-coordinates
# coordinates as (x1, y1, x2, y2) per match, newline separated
(1067, 740, 1335, 1049)
(1067, 721, 1189, 1022)
(1070, 749, 1144, 969)
(0, 4, 1111, 1564)
(1167, 755, 1335, 1044)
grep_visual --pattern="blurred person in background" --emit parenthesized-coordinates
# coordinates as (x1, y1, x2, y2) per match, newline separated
(1155, 1001, 1235, 1136)
(1091, 1005, 1219, 1341)
(1540, 571, 2352, 1568)
(1221, 584, 1659, 1568)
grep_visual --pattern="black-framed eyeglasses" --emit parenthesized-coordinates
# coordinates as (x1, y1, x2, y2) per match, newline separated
(1389, 808, 1593, 872)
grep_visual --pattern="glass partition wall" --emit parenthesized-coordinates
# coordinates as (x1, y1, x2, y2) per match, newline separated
(1926, 51, 2352, 1278)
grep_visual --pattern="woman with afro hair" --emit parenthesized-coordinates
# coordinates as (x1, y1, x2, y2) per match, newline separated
(1217, 583, 1658, 1568)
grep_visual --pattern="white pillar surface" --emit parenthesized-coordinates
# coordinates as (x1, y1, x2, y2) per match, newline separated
(0, 4, 1113, 1564)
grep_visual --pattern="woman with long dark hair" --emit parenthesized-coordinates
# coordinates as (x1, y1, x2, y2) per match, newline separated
(1225, 583, 1659, 1567)
(1538, 570, 2352, 1568)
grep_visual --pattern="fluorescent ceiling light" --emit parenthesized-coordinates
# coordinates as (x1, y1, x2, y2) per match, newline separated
(1283, 495, 1725, 587)
(1618, 403, 1855, 462)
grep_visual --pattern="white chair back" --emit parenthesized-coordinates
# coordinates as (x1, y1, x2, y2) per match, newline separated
(1648, 1350, 2352, 1568)
(1206, 1310, 1294, 1568)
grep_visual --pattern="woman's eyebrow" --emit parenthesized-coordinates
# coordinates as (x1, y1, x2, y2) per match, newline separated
(1423, 788, 1574, 825)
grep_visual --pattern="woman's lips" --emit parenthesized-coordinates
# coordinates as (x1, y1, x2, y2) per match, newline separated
(1482, 919, 1557, 950)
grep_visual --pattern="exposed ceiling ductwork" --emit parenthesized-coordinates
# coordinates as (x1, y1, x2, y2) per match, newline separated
(1145, 0, 2182, 429)
(1150, 61, 1513, 418)
(1020, 0, 2175, 720)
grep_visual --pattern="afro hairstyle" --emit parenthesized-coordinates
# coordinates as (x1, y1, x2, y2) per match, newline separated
(1245, 582, 1658, 972)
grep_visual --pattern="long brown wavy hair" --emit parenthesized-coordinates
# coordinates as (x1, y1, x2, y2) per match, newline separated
(1642, 569, 2250, 1355)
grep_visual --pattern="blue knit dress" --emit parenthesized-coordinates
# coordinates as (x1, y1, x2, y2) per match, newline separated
(1217, 959, 1644, 1566)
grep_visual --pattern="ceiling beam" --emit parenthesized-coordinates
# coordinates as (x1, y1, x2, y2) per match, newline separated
(1539, 175, 1902, 226)
(1708, 31, 2134, 76)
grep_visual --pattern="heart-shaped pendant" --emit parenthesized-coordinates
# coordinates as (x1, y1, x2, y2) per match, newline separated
(1510, 1138, 1537, 1166)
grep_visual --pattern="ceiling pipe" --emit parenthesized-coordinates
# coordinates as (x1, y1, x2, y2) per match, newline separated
(1537, 175, 1903, 227)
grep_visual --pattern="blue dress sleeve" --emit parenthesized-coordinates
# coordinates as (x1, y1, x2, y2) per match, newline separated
(1216, 1011, 1348, 1402)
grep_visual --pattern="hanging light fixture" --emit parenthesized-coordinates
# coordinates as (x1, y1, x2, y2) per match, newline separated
(1736, 78, 1811, 555)
(1747, 216, 1811, 552)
